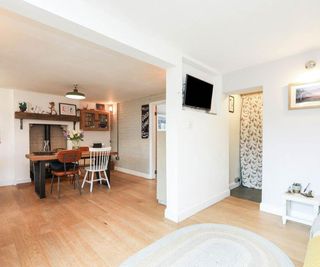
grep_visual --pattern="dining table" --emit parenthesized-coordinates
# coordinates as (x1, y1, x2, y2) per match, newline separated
(25, 151, 117, 199)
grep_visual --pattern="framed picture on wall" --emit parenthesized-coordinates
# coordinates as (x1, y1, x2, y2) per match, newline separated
(141, 104, 149, 138)
(157, 114, 166, 131)
(96, 103, 105, 111)
(59, 103, 77, 116)
(289, 81, 320, 110)
(229, 95, 235, 113)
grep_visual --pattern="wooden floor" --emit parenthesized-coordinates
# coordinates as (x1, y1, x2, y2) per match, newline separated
(0, 171, 309, 267)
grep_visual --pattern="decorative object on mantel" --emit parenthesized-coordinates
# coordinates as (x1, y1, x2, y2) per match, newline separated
(141, 104, 149, 139)
(96, 103, 105, 111)
(65, 84, 86, 100)
(59, 103, 77, 116)
(15, 112, 80, 130)
(64, 130, 84, 149)
(48, 102, 57, 115)
(288, 81, 320, 110)
(19, 102, 27, 112)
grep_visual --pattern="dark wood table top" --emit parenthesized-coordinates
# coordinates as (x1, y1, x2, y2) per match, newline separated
(26, 151, 118, 162)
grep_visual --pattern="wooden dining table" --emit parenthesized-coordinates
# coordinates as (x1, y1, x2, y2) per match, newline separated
(26, 151, 117, 199)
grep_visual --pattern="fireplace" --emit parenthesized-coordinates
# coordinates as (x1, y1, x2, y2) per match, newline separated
(29, 124, 67, 179)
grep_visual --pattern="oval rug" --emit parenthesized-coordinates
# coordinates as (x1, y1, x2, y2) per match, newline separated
(120, 224, 294, 267)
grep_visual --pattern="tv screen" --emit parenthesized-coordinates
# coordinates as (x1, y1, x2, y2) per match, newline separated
(183, 74, 213, 111)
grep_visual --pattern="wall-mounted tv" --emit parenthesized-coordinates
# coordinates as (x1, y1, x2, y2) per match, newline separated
(183, 74, 213, 111)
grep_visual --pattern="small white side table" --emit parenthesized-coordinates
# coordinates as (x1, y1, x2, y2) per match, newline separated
(282, 193, 320, 226)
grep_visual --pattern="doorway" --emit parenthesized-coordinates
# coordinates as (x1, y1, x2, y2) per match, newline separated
(228, 90, 263, 203)
(150, 101, 166, 205)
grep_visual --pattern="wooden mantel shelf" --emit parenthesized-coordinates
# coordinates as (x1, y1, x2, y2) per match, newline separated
(15, 112, 80, 130)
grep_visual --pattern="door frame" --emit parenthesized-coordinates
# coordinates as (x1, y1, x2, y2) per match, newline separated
(149, 100, 165, 179)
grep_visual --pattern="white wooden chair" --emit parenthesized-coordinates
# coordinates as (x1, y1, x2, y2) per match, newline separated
(81, 147, 111, 192)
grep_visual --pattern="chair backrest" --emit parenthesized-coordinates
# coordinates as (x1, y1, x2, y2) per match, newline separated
(89, 147, 111, 171)
(56, 150, 82, 173)
(57, 150, 82, 163)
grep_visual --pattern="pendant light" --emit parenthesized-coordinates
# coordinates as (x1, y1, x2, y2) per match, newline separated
(65, 84, 86, 100)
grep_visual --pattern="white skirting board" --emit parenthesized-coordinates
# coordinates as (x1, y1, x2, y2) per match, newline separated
(165, 190, 230, 223)
(114, 166, 153, 179)
(15, 178, 32, 184)
(260, 202, 282, 216)
(229, 181, 240, 190)
(0, 178, 31, 186)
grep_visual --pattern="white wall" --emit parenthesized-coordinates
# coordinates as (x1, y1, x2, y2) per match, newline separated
(165, 59, 229, 222)
(115, 94, 165, 178)
(13, 90, 79, 184)
(228, 94, 241, 186)
(0, 89, 15, 186)
(223, 50, 320, 218)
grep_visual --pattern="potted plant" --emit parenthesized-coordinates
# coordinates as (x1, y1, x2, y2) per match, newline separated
(19, 102, 27, 112)
(64, 130, 84, 149)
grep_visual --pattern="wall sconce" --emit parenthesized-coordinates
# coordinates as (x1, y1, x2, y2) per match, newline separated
(108, 104, 113, 112)
(305, 60, 316, 70)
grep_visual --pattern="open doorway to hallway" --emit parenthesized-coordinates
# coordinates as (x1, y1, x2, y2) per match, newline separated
(150, 101, 166, 205)
(228, 89, 263, 203)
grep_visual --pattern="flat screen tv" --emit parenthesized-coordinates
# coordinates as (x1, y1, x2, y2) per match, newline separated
(183, 74, 213, 111)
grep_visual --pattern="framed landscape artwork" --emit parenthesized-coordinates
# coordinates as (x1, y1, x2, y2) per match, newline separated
(289, 82, 320, 110)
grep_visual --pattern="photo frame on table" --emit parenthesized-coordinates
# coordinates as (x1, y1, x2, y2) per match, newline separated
(59, 103, 77, 116)
(229, 95, 235, 113)
(289, 81, 320, 110)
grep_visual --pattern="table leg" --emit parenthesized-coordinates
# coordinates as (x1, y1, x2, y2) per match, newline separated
(34, 161, 40, 196)
(33, 161, 46, 199)
(107, 155, 111, 182)
(39, 161, 46, 198)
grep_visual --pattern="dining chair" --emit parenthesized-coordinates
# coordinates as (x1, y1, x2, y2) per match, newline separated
(50, 149, 82, 198)
(81, 147, 111, 192)
(78, 146, 89, 173)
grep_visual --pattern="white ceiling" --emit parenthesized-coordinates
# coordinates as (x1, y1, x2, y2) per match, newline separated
(0, 9, 165, 102)
(91, 0, 320, 73)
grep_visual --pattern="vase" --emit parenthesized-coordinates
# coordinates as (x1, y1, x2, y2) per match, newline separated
(71, 140, 80, 149)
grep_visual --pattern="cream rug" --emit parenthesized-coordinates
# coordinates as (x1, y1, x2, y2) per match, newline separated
(121, 224, 294, 267)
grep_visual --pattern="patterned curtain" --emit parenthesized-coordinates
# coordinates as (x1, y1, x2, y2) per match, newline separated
(240, 93, 263, 189)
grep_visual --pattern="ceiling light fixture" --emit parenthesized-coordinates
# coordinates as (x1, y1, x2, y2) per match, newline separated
(305, 60, 316, 70)
(65, 84, 86, 100)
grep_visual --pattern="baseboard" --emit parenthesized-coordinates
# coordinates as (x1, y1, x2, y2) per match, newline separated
(115, 166, 153, 179)
(164, 208, 180, 223)
(229, 181, 240, 190)
(15, 178, 31, 185)
(260, 202, 282, 216)
(0, 179, 15, 187)
(165, 189, 230, 223)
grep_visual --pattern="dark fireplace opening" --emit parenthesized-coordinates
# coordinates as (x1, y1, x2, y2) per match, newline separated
(29, 124, 67, 179)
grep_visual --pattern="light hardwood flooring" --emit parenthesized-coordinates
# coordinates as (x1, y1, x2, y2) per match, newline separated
(0, 171, 309, 267)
